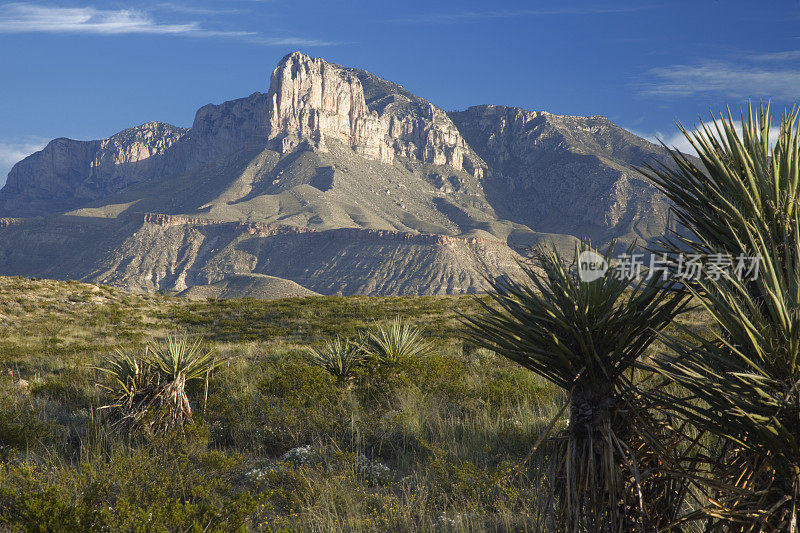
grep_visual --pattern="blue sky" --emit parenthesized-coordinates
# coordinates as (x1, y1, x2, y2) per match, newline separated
(1, 0, 799, 183)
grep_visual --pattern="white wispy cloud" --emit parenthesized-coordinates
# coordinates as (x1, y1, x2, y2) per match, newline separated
(392, 5, 655, 24)
(0, 3, 251, 36)
(0, 139, 47, 186)
(641, 56, 800, 100)
(0, 3, 343, 45)
(744, 50, 800, 63)
(153, 3, 244, 16)
(251, 36, 347, 46)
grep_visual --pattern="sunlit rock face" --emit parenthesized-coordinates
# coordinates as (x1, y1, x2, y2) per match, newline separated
(267, 52, 480, 175)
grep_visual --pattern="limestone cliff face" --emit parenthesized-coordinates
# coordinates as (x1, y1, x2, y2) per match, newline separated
(0, 122, 186, 214)
(267, 52, 482, 176)
(188, 92, 271, 161)
(267, 53, 391, 161)
(83, 122, 188, 195)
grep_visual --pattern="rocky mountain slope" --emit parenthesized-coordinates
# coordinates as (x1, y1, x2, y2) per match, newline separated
(0, 52, 674, 296)
(449, 106, 670, 245)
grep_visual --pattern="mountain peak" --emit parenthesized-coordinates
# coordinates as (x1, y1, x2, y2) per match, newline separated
(278, 50, 313, 64)
(266, 52, 482, 176)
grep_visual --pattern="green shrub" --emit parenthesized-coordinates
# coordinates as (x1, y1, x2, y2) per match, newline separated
(0, 440, 265, 531)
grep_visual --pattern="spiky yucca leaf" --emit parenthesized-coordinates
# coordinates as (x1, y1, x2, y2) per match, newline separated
(643, 104, 800, 530)
(463, 243, 688, 391)
(463, 242, 690, 531)
(642, 103, 800, 260)
(149, 335, 217, 383)
(364, 317, 431, 365)
(95, 349, 148, 399)
(306, 336, 365, 383)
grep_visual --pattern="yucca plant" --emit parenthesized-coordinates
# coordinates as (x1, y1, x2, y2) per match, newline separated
(655, 216, 800, 531)
(306, 336, 365, 385)
(95, 348, 157, 427)
(643, 103, 799, 263)
(643, 104, 800, 530)
(95, 335, 219, 433)
(363, 317, 431, 365)
(463, 242, 690, 531)
(148, 335, 219, 431)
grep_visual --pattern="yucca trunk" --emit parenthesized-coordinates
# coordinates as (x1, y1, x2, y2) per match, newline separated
(565, 391, 629, 531)
(157, 373, 191, 430)
(570, 385, 615, 436)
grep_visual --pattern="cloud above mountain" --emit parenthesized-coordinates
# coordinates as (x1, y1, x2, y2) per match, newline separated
(641, 52, 800, 100)
(392, 5, 654, 24)
(0, 3, 245, 35)
(639, 119, 781, 157)
(0, 3, 340, 45)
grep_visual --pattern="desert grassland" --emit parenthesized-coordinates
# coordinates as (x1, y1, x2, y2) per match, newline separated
(0, 275, 709, 532)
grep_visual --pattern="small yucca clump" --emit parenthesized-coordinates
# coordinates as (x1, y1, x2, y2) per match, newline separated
(362, 317, 431, 365)
(95, 348, 158, 428)
(306, 336, 365, 385)
(96, 335, 219, 433)
(148, 335, 219, 431)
